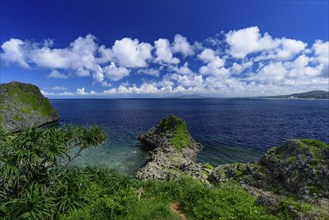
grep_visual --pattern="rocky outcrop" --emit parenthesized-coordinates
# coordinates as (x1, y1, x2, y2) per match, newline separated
(136, 115, 211, 180)
(137, 115, 329, 202)
(0, 81, 59, 132)
(136, 117, 329, 218)
(210, 139, 329, 200)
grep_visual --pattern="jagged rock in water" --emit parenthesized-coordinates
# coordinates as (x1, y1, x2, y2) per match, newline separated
(136, 115, 210, 180)
(210, 139, 329, 199)
(0, 81, 59, 132)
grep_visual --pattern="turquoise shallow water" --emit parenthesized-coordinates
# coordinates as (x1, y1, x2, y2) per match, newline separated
(50, 98, 329, 174)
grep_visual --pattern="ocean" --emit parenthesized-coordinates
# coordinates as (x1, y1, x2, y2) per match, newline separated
(50, 98, 329, 174)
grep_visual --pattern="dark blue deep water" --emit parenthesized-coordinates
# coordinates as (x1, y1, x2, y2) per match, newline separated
(50, 98, 329, 174)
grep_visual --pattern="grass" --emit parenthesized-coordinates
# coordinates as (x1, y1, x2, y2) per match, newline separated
(171, 122, 190, 150)
(278, 197, 329, 219)
(179, 181, 274, 220)
(159, 115, 190, 150)
(59, 169, 277, 220)
(204, 163, 214, 170)
(298, 139, 328, 161)
(213, 163, 251, 181)
(301, 139, 328, 149)
(305, 184, 325, 194)
(7, 83, 55, 118)
(0, 114, 6, 126)
(60, 169, 329, 220)
(13, 114, 24, 122)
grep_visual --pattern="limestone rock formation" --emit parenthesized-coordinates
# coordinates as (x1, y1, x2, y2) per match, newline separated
(0, 81, 59, 132)
(210, 139, 329, 199)
(136, 115, 210, 180)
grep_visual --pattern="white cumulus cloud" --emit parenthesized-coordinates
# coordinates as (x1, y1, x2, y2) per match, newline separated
(103, 62, 130, 81)
(1, 38, 29, 68)
(154, 38, 180, 64)
(137, 68, 160, 76)
(112, 38, 153, 68)
(313, 40, 329, 64)
(76, 87, 87, 95)
(51, 86, 68, 91)
(76, 87, 97, 95)
(198, 48, 227, 77)
(226, 26, 279, 58)
(48, 70, 69, 79)
(172, 34, 194, 56)
(198, 48, 217, 63)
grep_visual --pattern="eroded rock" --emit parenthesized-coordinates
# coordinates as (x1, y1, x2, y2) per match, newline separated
(210, 139, 329, 200)
(136, 115, 207, 181)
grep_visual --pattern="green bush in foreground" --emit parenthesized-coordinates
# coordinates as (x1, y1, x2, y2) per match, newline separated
(0, 126, 106, 219)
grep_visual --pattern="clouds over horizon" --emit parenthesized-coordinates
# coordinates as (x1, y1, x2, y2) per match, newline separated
(1, 26, 328, 97)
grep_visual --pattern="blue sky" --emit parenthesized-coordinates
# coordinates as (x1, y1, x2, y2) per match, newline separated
(0, 0, 328, 97)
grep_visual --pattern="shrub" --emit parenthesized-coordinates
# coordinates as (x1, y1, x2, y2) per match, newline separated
(0, 125, 106, 219)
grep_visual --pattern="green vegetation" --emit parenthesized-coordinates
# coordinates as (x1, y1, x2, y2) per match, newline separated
(0, 82, 56, 118)
(178, 181, 272, 220)
(159, 115, 190, 150)
(299, 139, 328, 161)
(301, 139, 328, 149)
(0, 82, 59, 131)
(305, 185, 325, 195)
(13, 114, 24, 122)
(286, 156, 296, 164)
(53, 170, 275, 220)
(213, 163, 251, 181)
(171, 123, 190, 150)
(1, 126, 328, 219)
(204, 163, 214, 170)
(0, 126, 106, 219)
(278, 197, 329, 219)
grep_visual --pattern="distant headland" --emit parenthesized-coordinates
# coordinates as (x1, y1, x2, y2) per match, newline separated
(258, 90, 329, 99)
(166, 90, 329, 99)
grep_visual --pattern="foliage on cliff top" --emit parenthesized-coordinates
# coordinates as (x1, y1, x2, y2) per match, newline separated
(158, 115, 190, 150)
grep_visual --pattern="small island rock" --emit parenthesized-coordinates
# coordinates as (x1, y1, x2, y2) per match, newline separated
(136, 115, 207, 180)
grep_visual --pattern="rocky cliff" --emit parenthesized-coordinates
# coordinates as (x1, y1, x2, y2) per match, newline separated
(0, 81, 59, 132)
(136, 115, 212, 180)
(210, 139, 329, 200)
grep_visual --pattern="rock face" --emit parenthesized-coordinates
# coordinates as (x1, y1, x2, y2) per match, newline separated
(0, 81, 59, 132)
(136, 115, 209, 180)
(210, 139, 329, 199)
